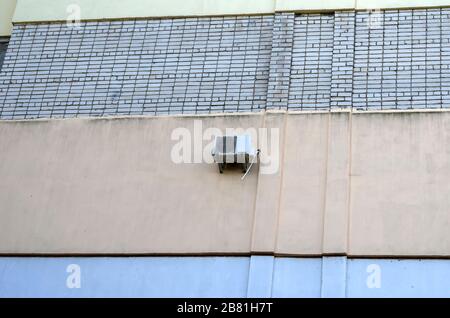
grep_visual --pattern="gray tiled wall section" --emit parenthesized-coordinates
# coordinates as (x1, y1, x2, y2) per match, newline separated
(0, 16, 273, 118)
(0, 41, 8, 72)
(289, 13, 334, 110)
(266, 13, 294, 110)
(331, 11, 355, 109)
(353, 8, 450, 110)
(1, 9, 450, 119)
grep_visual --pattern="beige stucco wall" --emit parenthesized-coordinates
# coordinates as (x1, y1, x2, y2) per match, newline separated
(11, 0, 450, 23)
(1, 110, 450, 256)
(0, 114, 262, 254)
(0, 0, 16, 36)
(349, 111, 450, 256)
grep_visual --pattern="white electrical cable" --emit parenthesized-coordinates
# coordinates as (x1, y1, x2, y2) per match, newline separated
(241, 149, 260, 180)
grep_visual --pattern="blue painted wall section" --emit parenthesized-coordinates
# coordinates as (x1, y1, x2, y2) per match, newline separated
(271, 258, 322, 298)
(1, 257, 450, 297)
(246, 256, 274, 298)
(347, 259, 450, 298)
(0, 257, 250, 298)
(321, 256, 347, 298)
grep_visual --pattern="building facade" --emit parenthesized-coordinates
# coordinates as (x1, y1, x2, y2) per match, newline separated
(1, 0, 450, 297)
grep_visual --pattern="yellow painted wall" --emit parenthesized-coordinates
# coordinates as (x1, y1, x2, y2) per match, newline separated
(12, 0, 275, 23)
(356, 0, 450, 9)
(0, 0, 16, 36)
(276, 0, 356, 11)
(11, 0, 450, 24)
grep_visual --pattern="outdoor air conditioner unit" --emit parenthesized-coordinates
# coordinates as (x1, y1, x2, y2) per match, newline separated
(211, 135, 256, 174)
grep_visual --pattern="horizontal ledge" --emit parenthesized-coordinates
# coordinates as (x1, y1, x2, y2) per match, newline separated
(2, 108, 450, 124)
(2, 252, 450, 259)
